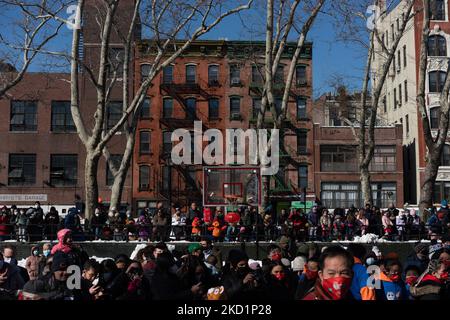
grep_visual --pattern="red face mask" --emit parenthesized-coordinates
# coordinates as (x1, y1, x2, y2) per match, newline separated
(405, 276, 418, 286)
(274, 273, 285, 281)
(305, 269, 318, 280)
(322, 276, 352, 300)
(389, 274, 400, 282)
(271, 253, 282, 261)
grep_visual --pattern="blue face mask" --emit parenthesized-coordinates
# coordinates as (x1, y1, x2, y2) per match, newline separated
(33, 250, 39, 256)
(43, 250, 51, 257)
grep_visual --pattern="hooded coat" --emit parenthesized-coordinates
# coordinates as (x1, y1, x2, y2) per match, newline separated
(25, 246, 44, 280)
(51, 229, 73, 255)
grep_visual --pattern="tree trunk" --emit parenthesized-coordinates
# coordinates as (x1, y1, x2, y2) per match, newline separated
(360, 165, 372, 206)
(419, 151, 441, 214)
(109, 136, 135, 209)
(84, 152, 100, 220)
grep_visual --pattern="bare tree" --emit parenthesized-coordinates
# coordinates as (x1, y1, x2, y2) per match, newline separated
(68, 0, 254, 219)
(0, 0, 67, 98)
(241, 0, 325, 208)
(416, 0, 450, 214)
(335, 0, 415, 205)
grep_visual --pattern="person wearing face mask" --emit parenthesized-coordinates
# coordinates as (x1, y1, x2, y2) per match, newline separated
(0, 206, 11, 241)
(406, 243, 430, 274)
(267, 245, 282, 262)
(295, 257, 319, 299)
(44, 207, 60, 241)
(262, 263, 294, 300)
(0, 259, 25, 292)
(25, 246, 44, 280)
(22, 252, 74, 300)
(303, 246, 354, 300)
(222, 249, 264, 300)
(28, 202, 44, 242)
(347, 244, 376, 301)
(374, 259, 407, 300)
(404, 265, 421, 299)
(90, 207, 106, 240)
(410, 258, 449, 300)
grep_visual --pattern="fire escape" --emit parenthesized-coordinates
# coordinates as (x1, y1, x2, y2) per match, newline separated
(158, 75, 218, 204)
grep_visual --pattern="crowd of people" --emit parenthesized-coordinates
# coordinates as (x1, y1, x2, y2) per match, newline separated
(0, 229, 449, 300)
(1, 200, 449, 243)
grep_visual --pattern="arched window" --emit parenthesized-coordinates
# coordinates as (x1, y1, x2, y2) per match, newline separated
(430, 107, 441, 129)
(428, 35, 447, 56)
(139, 166, 150, 191)
(140, 64, 152, 82)
(429, 71, 447, 92)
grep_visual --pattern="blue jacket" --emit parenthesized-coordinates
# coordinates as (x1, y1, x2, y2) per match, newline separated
(375, 273, 408, 301)
(350, 258, 375, 300)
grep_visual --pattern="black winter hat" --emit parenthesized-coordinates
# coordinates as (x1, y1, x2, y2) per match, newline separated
(227, 249, 248, 266)
(51, 252, 70, 272)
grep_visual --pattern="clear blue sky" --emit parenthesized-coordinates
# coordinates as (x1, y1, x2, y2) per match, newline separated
(18, 4, 367, 99)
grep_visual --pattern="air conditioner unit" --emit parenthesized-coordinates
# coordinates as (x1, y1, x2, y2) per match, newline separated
(230, 113, 242, 120)
(140, 184, 149, 190)
(231, 78, 241, 85)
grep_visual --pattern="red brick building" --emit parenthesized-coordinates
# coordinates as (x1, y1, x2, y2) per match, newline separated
(132, 40, 315, 211)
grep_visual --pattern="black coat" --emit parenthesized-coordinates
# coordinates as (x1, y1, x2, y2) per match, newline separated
(262, 276, 294, 300)
(148, 270, 194, 300)
(295, 275, 317, 299)
(222, 271, 265, 301)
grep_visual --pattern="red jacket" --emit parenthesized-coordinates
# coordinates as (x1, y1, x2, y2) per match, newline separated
(0, 215, 10, 236)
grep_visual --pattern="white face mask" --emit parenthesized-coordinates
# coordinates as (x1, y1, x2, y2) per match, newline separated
(4, 257, 11, 263)
(35, 205, 39, 209)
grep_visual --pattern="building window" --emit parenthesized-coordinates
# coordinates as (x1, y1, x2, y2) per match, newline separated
(139, 131, 151, 154)
(106, 154, 122, 186)
(434, 181, 450, 203)
(371, 183, 397, 208)
(229, 64, 241, 85)
(296, 65, 307, 86)
(430, 0, 446, 20)
(321, 183, 360, 209)
(398, 84, 402, 106)
(140, 97, 151, 119)
(252, 65, 263, 84)
(51, 101, 75, 132)
(428, 35, 447, 56)
(405, 80, 408, 102)
(162, 65, 173, 84)
(139, 166, 150, 191)
(429, 71, 447, 93)
(298, 165, 308, 189)
(8, 154, 36, 186)
(386, 30, 389, 47)
(208, 65, 219, 86)
(441, 145, 450, 166)
(140, 64, 152, 82)
(163, 131, 172, 155)
(397, 50, 401, 72)
(230, 97, 241, 119)
(163, 98, 173, 118)
(10, 100, 37, 132)
(297, 130, 308, 154)
(320, 145, 357, 172)
(108, 47, 124, 75)
(50, 154, 77, 187)
(406, 115, 409, 135)
(383, 96, 387, 113)
(185, 98, 196, 120)
(106, 101, 122, 130)
(370, 146, 396, 172)
(274, 66, 284, 83)
(394, 88, 397, 109)
(430, 107, 440, 129)
(252, 98, 262, 119)
(392, 55, 396, 74)
(186, 64, 196, 84)
(297, 97, 307, 119)
(403, 45, 407, 67)
(208, 98, 219, 120)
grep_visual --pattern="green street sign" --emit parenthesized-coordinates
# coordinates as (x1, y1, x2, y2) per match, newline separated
(291, 201, 314, 209)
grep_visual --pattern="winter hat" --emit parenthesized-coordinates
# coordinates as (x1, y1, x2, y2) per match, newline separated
(281, 258, 291, 267)
(428, 243, 444, 260)
(227, 249, 248, 266)
(414, 243, 429, 255)
(51, 252, 70, 272)
(188, 243, 202, 254)
(441, 200, 448, 207)
(291, 256, 307, 272)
